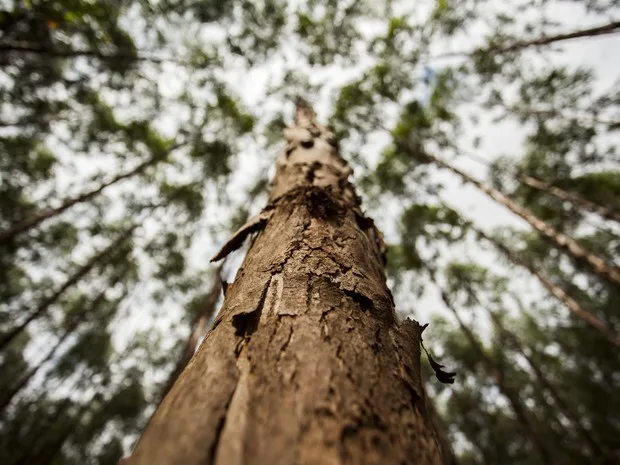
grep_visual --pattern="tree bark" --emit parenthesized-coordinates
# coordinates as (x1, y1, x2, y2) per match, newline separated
(427, 153, 620, 286)
(520, 175, 620, 225)
(0, 225, 136, 351)
(473, 227, 620, 348)
(125, 101, 445, 465)
(440, 292, 554, 465)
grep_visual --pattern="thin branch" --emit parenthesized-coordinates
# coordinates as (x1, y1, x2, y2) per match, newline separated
(520, 175, 620, 225)
(430, 20, 620, 60)
(0, 41, 184, 64)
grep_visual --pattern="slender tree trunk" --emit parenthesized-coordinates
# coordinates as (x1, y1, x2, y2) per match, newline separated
(9, 395, 77, 465)
(440, 292, 554, 465)
(0, 144, 178, 245)
(427, 153, 620, 286)
(159, 267, 223, 401)
(507, 107, 620, 128)
(497, 21, 620, 53)
(472, 226, 620, 347)
(0, 41, 173, 64)
(0, 274, 124, 412)
(433, 21, 620, 59)
(487, 312, 605, 458)
(19, 399, 94, 465)
(125, 101, 444, 465)
(0, 225, 136, 351)
(520, 175, 620, 225)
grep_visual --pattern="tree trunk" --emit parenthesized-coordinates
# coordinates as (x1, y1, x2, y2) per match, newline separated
(0, 225, 136, 351)
(125, 100, 444, 465)
(520, 175, 620, 225)
(20, 399, 94, 465)
(433, 21, 620, 60)
(0, 41, 171, 64)
(487, 312, 605, 458)
(440, 292, 554, 465)
(9, 395, 77, 465)
(0, 270, 128, 412)
(497, 20, 620, 53)
(473, 226, 620, 348)
(427, 153, 620, 286)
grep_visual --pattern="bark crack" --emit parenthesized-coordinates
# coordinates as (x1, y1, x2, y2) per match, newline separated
(206, 383, 238, 465)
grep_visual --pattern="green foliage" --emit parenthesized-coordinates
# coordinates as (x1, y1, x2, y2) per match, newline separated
(2, 1, 620, 463)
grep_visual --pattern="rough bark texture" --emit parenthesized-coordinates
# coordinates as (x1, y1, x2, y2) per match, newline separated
(521, 175, 620, 225)
(126, 101, 444, 465)
(428, 153, 620, 286)
(441, 292, 554, 465)
(474, 227, 620, 348)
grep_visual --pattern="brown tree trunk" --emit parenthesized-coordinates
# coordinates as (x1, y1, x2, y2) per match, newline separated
(125, 101, 444, 465)
(473, 226, 620, 348)
(440, 292, 554, 465)
(427, 153, 620, 286)
(520, 175, 620, 225)
(0, 41, 172, 64)
(0, 143, 179, 245)
(0, 225, 136, 351)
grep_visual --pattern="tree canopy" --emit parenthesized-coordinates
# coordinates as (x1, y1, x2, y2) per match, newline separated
(1, 0, 619, 463)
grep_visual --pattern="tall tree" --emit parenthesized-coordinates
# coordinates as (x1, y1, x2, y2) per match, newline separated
(419, 150, 620, 286)
(125, 101, 445, 465)
(471, 225, 620, 347)
(439, 291, 554, 465)
(518, 175, 620, 224)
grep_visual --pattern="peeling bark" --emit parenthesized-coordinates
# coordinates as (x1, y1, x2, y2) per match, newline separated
(126, 101, 444, 465)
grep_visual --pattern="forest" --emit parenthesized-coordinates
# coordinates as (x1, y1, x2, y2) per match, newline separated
(0, 0, 619, 464)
